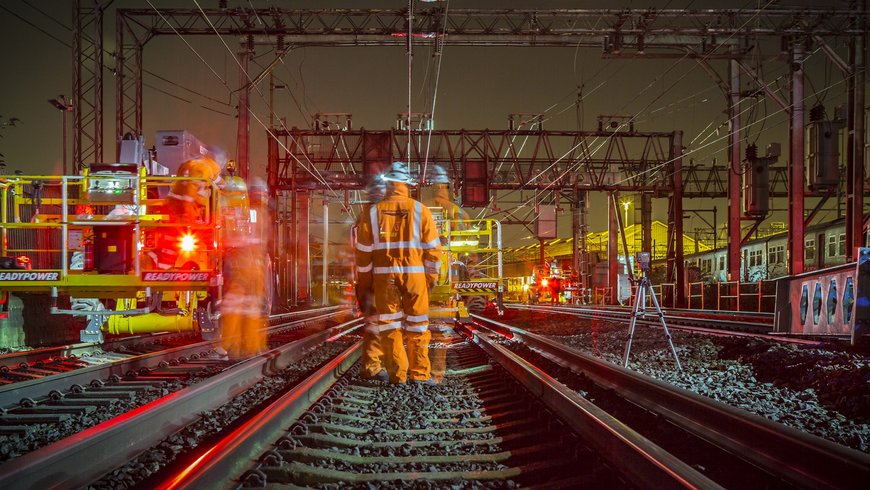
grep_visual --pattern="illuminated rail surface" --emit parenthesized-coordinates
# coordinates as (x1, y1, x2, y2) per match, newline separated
(0, 306, 349, 390)
(2, 312, 867, 488)
(152, 320, 868, 489)
(0, 307, 352, 462)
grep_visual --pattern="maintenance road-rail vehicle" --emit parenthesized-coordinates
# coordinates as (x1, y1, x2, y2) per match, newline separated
(0, 131, 266, 343)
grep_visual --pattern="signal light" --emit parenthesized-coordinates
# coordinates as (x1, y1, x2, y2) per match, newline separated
(179, 233, 198, 253)
(541, 278, 549, 287)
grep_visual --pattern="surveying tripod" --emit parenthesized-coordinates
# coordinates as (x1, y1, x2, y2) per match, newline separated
(623, 252, 682, 372)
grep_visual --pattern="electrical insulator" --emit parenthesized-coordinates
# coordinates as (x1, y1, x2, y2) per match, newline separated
(743, 143, 779, 218)
(807, 117, 843, 191)
(745, 144, 758, 161)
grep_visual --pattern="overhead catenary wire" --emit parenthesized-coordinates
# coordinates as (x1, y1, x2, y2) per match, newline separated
(476, 0, 706, 214)
(487, 0, 789, 215)
(421, 0, 451, 184)
(536, 0, 780, 195)
(239, 15, 361, 219)
(4, 3, 234, 119)
(617, 74, 853, 189)
(179, 0, 344, 202)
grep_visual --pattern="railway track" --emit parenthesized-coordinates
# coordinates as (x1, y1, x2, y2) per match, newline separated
(0, 306, 348, 380)
(4, 312, 867, 488)
(470, 314, 870, 488)
(0, 307, 353, 470)
(155, 323, 712, 489)
(0, 306, 349, 402)
(153, 320, 869, 489)
(506, 303, 805, 341)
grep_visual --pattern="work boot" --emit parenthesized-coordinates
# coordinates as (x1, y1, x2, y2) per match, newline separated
(361, 369, 389, 382)
(410, 377, 439, 386)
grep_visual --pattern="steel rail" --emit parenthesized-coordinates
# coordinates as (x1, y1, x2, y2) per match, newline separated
(0, 307, 349, 407)
(0, 332, 194, 370)
(471, 313, 870, 489)
(459, 323, 719, 490)
(158, 343, 361, 490)
(508, 303, 774, 335)
(0, 317, 362, 489)
(0, 305, 348, 371)
(580, 304, 774, 322)
(160, 329, 717, 490)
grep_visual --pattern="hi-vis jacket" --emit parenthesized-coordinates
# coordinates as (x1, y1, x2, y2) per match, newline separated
(354, 183, 442, 322)
(168, 158, 221, 207)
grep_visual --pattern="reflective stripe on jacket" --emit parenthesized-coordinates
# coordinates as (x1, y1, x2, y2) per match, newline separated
(354, 182, 442, 291)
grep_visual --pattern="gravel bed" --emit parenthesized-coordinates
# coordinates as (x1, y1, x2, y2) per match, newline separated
(88, 338, 355, 489)
(311, 380, 506, 475)
(0, 373, 210, 463)
(489, 308, 870, 453)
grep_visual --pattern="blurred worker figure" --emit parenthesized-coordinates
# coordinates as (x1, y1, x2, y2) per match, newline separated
(422, 164, 464, 383)
(165, 157, 222, 224)
(354, 178, 389, 382)
(149, 157, 222, 270)
(220, 190, 269, 360)
(423, 164, 467, 222)
(355, 162, 442, 384)
(220, 244, 268, 359)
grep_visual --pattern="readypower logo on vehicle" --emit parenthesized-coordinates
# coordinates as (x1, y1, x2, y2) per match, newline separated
(0, 271, 60, 281)
(452, 281, 498, 291)
(143, 271, 210, 282)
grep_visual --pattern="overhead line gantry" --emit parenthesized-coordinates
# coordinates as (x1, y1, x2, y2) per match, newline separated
(71, 4, 868, 307)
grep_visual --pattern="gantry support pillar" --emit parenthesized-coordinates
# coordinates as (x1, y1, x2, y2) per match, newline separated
(728, 56, 743, 281)
(295, 191, 311, 305)
(237, 41, 251, 180)
(641, 193, 652, 256)
(608, 194, 619, 305)
(580, 191, 589, 296)
(788, 41, 806, 275)
(73, 0, 107, 171)
(666, 132, 686, 307)
(846, 15, 866, 261)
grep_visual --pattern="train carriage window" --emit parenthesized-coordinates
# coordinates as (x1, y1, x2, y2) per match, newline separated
(812, 282, 822, 325)
(838, 233, 846, 257)
(843, 277, 855, 323)
(749, 249, 763, 267)
(800, 284, 808, 325)
(717, 255, 725, 271)
(826, 280, 837, 325)
(768, 245, 785, 265)
(700, 258, 712, 274)
(828, 234, 838, 258)
(804, 237, 815, 261)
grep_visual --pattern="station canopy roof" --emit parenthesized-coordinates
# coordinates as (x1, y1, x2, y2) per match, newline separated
(504, 220, 711, 262)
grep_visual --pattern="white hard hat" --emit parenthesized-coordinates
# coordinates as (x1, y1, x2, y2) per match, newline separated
(427, 164, 450, 184)
(381, 161, 415, 184)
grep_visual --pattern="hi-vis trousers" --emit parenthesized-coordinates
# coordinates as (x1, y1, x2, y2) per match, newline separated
(363, 272, 431, 383)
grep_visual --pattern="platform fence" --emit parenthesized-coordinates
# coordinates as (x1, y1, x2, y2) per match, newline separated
(686, 280, 776, 312)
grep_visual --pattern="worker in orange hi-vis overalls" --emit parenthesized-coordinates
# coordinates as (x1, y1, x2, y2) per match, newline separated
(166, 157, 221, 224)
(220, 239, 268, 359)
(353, 178, 390, 382)
(355, 162, 442, 384)
(149, 157, 223, 270)
(422, 164, 465, 383)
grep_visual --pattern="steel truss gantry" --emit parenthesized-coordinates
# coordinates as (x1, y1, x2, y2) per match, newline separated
(70, 5, 868, 307)
(266, 128, 787, 198)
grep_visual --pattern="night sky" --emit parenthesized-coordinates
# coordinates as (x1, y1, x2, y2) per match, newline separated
(0, 0, 858, 244)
